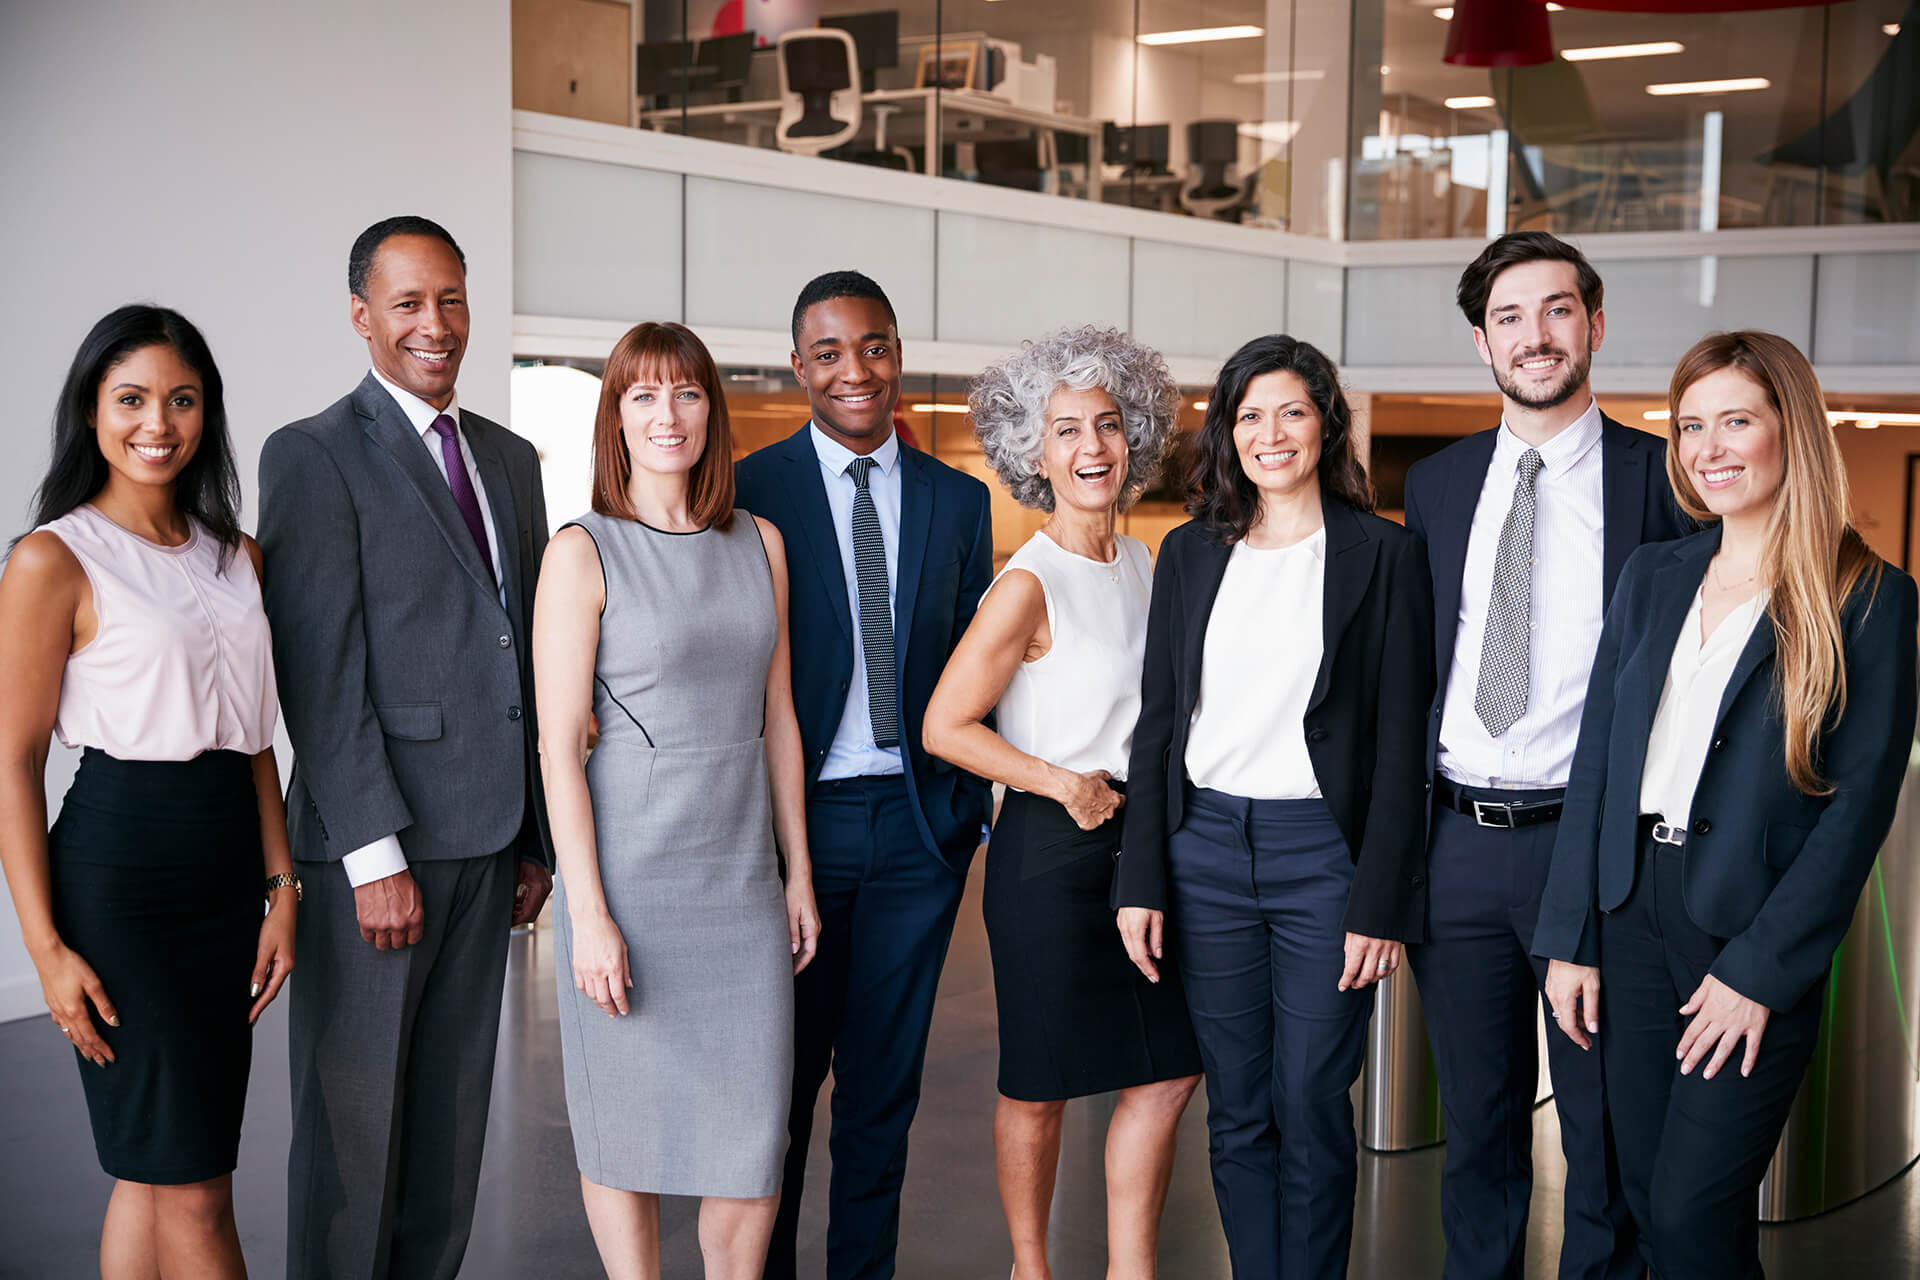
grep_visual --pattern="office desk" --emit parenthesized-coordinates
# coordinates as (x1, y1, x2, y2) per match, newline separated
(639, 87, 1103, 199)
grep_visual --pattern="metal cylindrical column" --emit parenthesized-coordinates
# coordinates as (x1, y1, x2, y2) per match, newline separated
(1361, 971, 1445, 1151)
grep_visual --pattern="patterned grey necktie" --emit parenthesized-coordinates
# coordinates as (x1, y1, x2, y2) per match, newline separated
(847, 457, 899, 749)
(1475, 447, 1545, 738)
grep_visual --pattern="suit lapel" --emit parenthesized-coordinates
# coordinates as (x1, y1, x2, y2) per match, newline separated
(893, 447, 934, 675)
(1713, 593, 1777, 735)
(1310, 500, 1377, 712)
(467, 422, 521, 608)
(1601, 415, 1650, 608)
(1183, 533, 1234, 697)
(1432, 430, 1497, 675)
(1627, 533, 1719, 740)
(778, 428, 853, 644)
(356, 376, 498, 599)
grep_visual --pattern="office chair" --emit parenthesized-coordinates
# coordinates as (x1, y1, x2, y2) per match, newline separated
(1181, 120, 1249, 219)
(776, 28, 862, 157)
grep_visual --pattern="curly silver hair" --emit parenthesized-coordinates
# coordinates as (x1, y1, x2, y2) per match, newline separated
(968, 326, 1181, 513)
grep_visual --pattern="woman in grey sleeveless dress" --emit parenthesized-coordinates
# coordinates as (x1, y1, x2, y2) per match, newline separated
(533, 322, 819, 1279)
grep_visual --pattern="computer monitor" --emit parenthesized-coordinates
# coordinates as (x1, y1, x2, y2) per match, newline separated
(635, 32, 755, 106)
(1103, 122, 1170, 175)
(821, 11, 899, 93)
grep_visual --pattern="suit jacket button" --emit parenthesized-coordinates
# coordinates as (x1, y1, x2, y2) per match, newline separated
(1308, 728, 1328, 742)
(840, 681, 849, 693)
(1711, 737, 1725, 751)
(508, 706, 523, 721)
(1693, 818, 1711, 835)
(1409, 874, 1425, 887)
(499, 634, 512, 649)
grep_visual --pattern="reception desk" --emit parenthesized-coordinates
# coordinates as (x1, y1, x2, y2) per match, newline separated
(1359, 735, 1920, 1222)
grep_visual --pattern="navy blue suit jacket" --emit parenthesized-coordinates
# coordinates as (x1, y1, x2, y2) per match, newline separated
(736, 426, 995, 870)
(1402, 413, 1691, 779)
(1534, 530, 1918, 1011)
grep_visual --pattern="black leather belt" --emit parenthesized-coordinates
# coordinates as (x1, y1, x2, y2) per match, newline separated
(1435, 777, 1565, 829)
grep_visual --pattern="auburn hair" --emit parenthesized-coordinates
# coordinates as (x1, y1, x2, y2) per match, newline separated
(591, 322, 735, 530)
(1666, 330, 1882, 795)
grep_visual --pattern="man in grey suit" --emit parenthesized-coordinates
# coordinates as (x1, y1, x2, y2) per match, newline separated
(258, 216, 554, 1280)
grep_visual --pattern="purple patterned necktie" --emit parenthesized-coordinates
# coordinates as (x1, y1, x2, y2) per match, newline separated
(429, 413, 495, 582)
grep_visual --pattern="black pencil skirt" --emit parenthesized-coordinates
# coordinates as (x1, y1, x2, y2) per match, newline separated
(983, 786, 1202, 1102)
(47, 748, 263, 1185)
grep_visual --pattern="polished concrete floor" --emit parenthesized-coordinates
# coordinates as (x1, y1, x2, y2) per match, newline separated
(4, 864, 1918, 1278)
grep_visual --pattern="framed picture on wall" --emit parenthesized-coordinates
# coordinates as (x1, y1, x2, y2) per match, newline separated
(915, 42, 977, 90)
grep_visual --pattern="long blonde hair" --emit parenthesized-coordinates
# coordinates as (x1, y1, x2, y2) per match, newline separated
(1666, 331, 1882, 795)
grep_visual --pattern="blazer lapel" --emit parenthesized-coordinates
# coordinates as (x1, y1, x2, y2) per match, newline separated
(1713, 597, 1778, 735)
(1431, 430, 1497, 675)
(1182, 534, 1234, 701)
(1311, 500, 1377, 712)
(778, 428, 853, 645)
(1627, 533, 1720, 739)
(893, 447, 934, 675)
(355, 376, 497, 598)
(1601, 415, 1650, 608)
(467, 424, 521, 610)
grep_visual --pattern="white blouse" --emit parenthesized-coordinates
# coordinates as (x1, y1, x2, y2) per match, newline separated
(1638, 587, 1768, 827)
(1185, 529, 1326, 799)
(991, 531, 1152, 784)
(43, 505, 278, 761)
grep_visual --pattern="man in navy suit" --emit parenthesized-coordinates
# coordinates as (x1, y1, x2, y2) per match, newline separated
(1401, 233, 1687, 1280)
(737, 270, 994, 1280)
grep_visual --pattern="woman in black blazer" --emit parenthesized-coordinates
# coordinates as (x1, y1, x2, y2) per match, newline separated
(1114, 335, 1433, 1280)
(1537, 331, 1918, 1279)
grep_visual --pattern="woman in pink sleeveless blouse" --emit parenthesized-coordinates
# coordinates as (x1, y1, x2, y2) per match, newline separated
(0, 306, 294, 1279)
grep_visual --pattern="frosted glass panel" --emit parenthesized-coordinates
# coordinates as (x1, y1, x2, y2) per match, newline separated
(1131, 243, 1286, 364)
(1815, 253, 1920, 365)
(1344, 264, 1465, 367)
(935, 213, 1129, 346)
(514, 151, 682, 324)
(1591, 256, 1813, 366)
(1287, 262, 1347, 363)
(685, 178, 935, 339)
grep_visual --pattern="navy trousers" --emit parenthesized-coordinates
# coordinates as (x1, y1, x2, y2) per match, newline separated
(1600, 833, 1825, 1280)
(763, 776, 968, 1280)
(1168, 790, 1374, 1280)
(1406, 799, 1638, 1280)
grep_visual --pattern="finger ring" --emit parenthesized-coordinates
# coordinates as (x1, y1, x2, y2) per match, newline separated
(1376, 960, 1390, 973)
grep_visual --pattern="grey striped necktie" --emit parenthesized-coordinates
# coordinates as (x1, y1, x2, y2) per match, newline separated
(1474, 447, 1545, 738)
(847, 456, 899, 749)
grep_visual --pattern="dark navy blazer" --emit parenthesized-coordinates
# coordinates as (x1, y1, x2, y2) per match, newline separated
(1114, 498, 1436, 941)
(1402, 413, 1690, 778)
(736, 426, 995, 871)
(1534, 527, 1919, 1011)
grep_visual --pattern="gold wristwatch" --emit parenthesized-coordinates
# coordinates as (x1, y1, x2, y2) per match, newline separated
(265, 873, 303, 903)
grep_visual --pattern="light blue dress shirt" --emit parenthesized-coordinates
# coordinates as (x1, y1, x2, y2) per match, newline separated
(809, 422, 906, 780)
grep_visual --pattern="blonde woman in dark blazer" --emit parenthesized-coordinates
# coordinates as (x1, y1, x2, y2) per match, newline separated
(1537, 330, 1918, 1279)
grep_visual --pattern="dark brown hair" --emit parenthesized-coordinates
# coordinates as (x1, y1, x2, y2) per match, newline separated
(591, 322, 735, 530)
(1456, 231, 1603, 330)
(1186, 334, 1372, 542)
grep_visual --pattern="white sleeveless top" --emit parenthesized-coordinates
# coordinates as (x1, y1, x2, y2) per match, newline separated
(990, 531, 1151, 785)
(42, 505, 278, 761)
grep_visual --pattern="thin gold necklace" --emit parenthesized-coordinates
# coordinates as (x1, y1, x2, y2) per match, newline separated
(1708, 558, 1758, 591)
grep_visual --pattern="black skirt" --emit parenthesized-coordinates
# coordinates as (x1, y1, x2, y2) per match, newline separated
(48, 748, 263, 1184)
(983, 786, 1202, 1101)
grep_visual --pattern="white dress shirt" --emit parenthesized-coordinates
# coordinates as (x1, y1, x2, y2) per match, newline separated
(341, 370, 508, 887)
(1185, 529, 1326, 799)
(1639, 588, 1767, 828)
(1438, 399, 1606, 789)
(810, 423, 906, 780)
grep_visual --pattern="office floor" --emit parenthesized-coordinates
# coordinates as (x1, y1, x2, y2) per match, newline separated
(3, 865, 1917, 1278)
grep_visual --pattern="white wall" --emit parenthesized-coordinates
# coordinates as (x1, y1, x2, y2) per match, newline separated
(0, 0, 515, 1021)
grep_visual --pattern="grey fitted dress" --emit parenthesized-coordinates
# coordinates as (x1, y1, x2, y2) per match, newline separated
(554, 511, 793, 1198)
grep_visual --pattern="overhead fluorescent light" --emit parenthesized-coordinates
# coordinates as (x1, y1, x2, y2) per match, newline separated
(1193, 400, 1209, 411)
(1232, 68, 1327, 84)
(1644, 409, 1670, 421)
(1838, 411, 1920, 427)
(1446, 95, 1497, 109)
(1380, 64, 1393, 74)
(1434, 7, 1453, 17)
(1647, 77, 1771, 96)
(1563, 41, 1685, 61)
(910, 403, 969, 414)
(1238, 120, 1302, 143)
(1137, 25, 1263, 46)
(1885, 23, 1901, 36)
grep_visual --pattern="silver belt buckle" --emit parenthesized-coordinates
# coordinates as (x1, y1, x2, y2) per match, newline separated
(1650, 821, 1686, 847)
(1472, 799, 1517, 829)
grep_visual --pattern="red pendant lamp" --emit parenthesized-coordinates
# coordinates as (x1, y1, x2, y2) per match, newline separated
(1445, 0, 1556, 68)
(1524, 0, 1844, 10)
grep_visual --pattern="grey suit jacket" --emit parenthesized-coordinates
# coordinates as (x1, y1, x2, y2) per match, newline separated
(257, 373, 553, 868)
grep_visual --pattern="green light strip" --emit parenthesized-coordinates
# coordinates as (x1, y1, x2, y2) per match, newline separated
(1873, 861, 1919, 1080)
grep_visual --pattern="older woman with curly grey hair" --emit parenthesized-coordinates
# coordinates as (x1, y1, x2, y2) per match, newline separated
(924, 326, 1202, 1280)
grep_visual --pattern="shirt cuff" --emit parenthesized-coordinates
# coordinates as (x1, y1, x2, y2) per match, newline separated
(340, 835, 408, 887)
